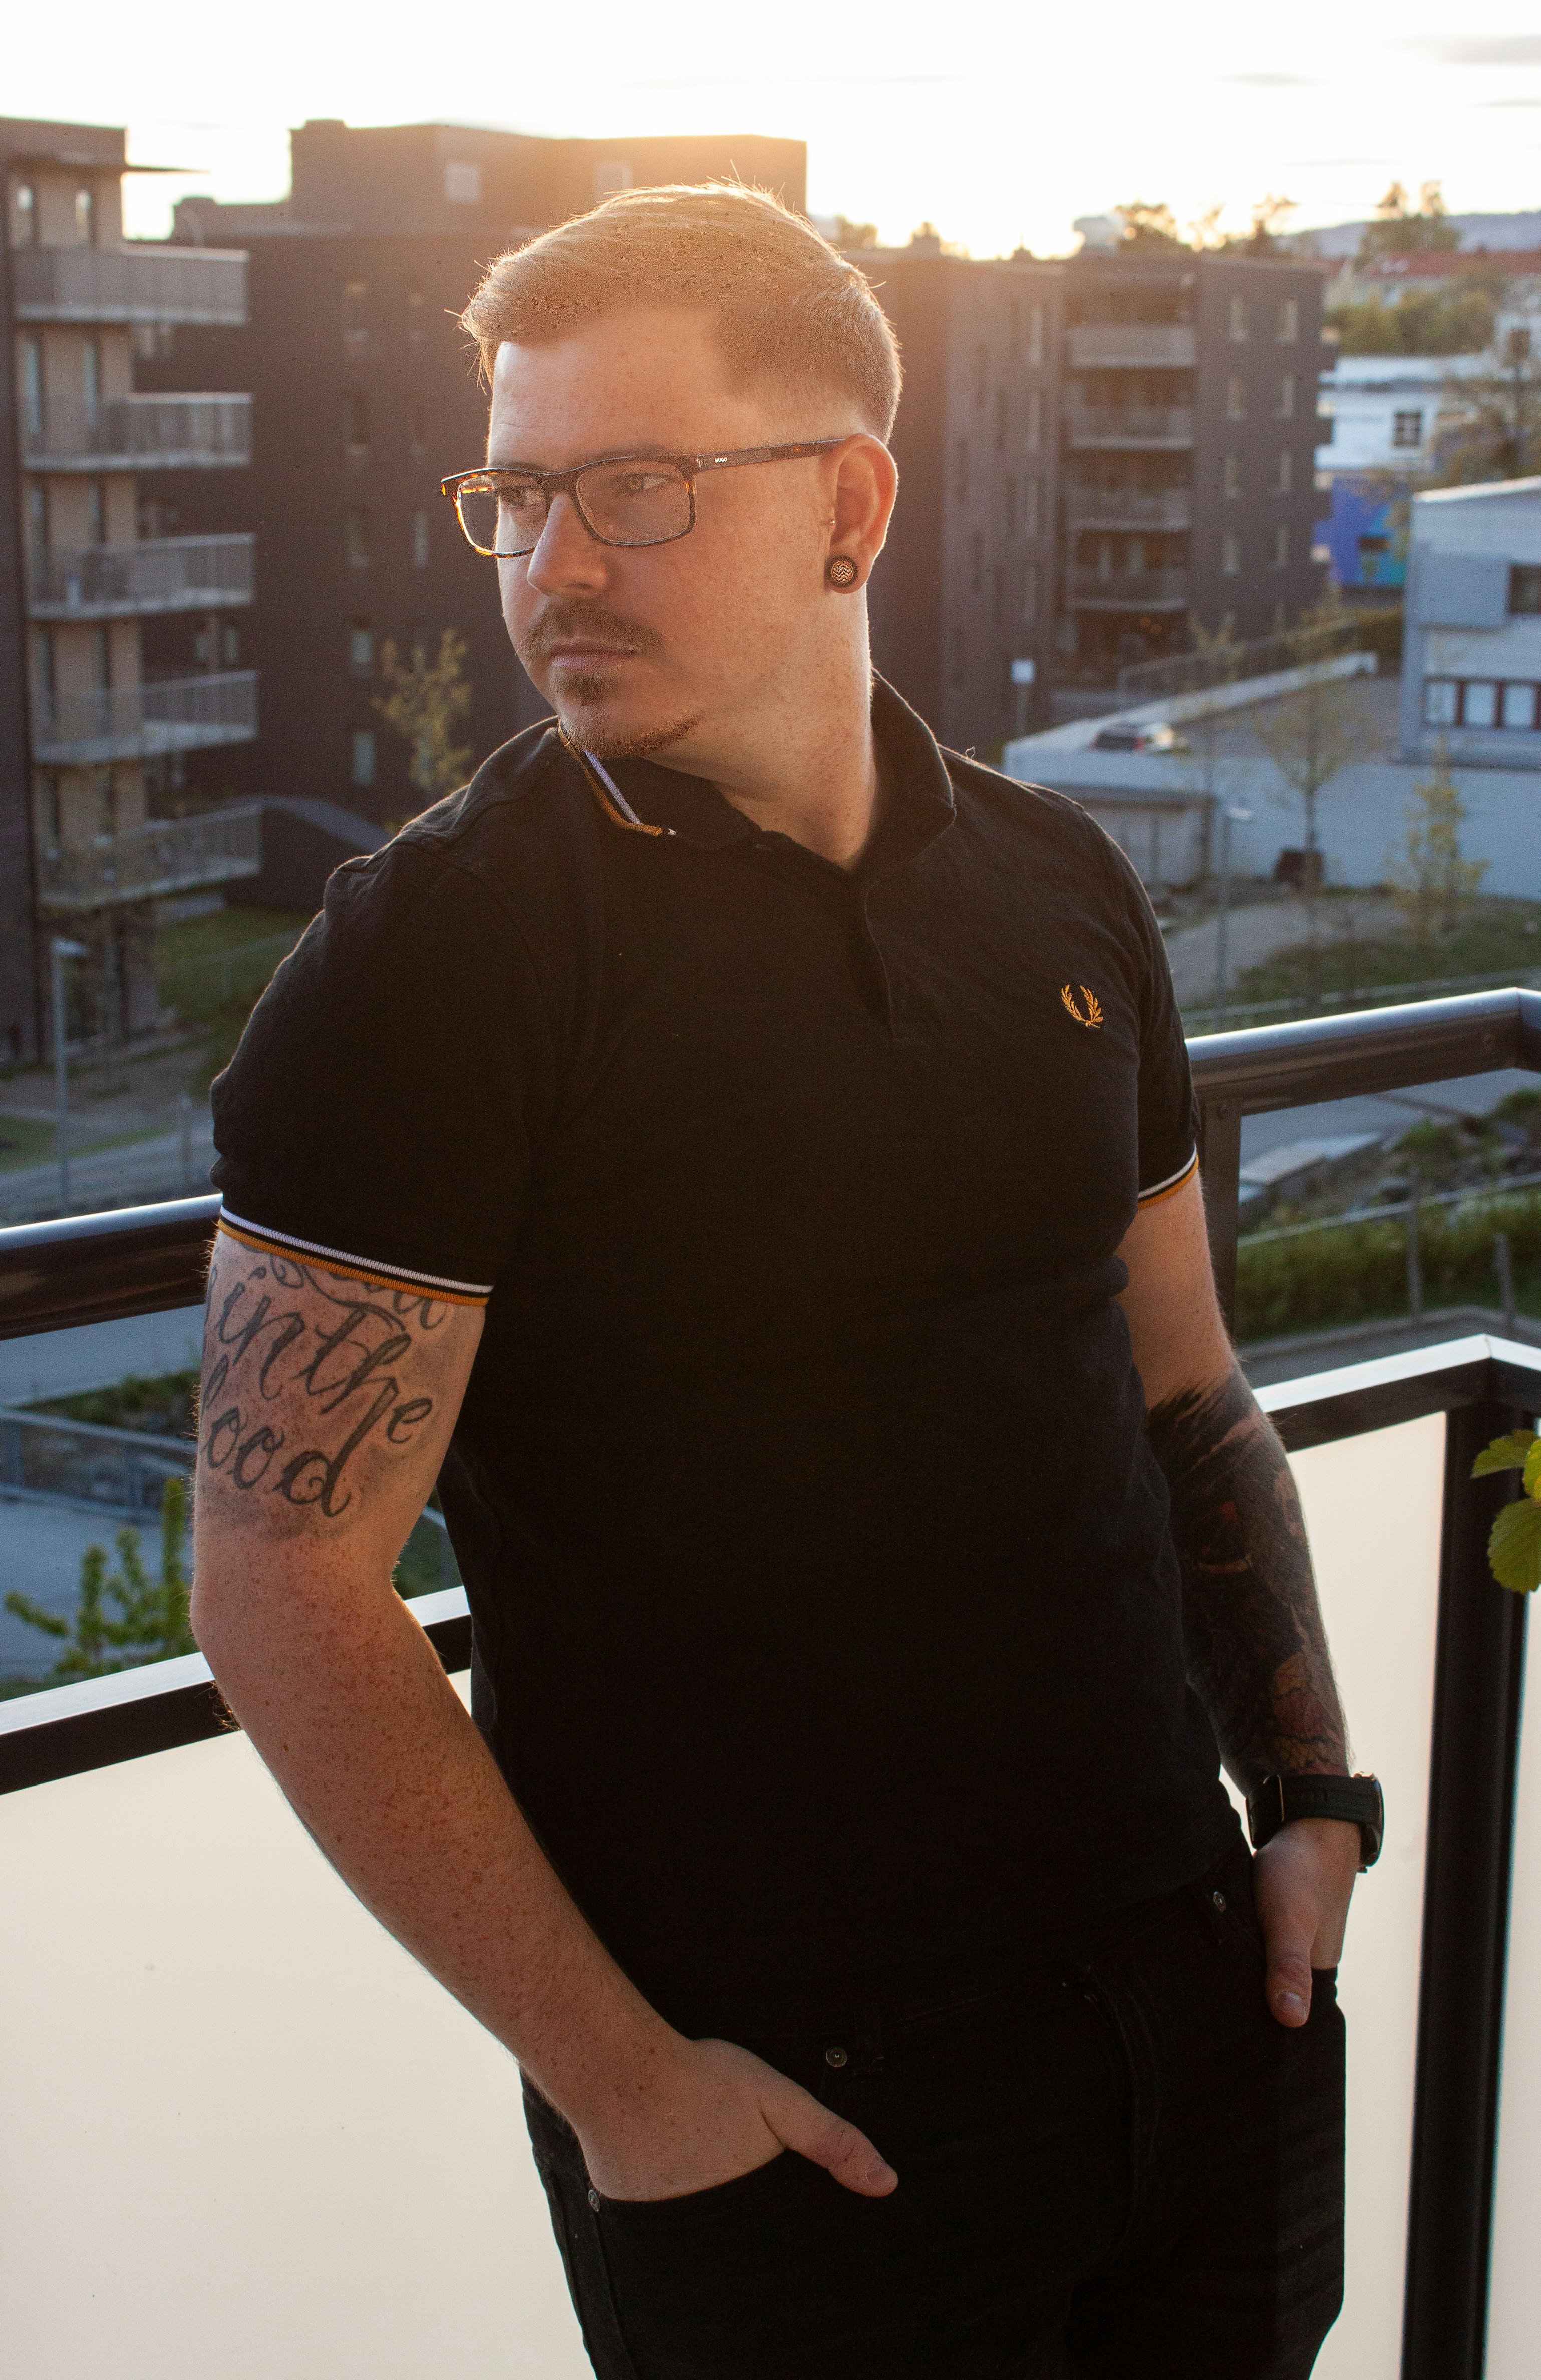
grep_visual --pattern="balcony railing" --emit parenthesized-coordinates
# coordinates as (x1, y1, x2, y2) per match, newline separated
(3, 991, 1540, 2374)
(1065, 400, 1195, 448)
(1067, 323, 1195, 370)
(26, 533, 256, 621)
(1067, 487, 1193, 530)
(10, 243, 247, 326)
(32, 671, 258, 767)
(1066, 565, 1190, 610)
(20, 393, 252, 471)
(34, 801, 262, 912)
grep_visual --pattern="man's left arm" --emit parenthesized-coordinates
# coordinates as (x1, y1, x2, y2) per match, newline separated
(1116, 1170, 1362, 2029)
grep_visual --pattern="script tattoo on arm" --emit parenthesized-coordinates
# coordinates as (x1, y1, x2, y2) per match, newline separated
(198, 1238, 470, 1527)
(1147, 1361, 1348, 1791)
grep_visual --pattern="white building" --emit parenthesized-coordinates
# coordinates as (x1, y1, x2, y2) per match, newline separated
(1316, 354, 1489, 480)
(1400, 478, 1541, 766)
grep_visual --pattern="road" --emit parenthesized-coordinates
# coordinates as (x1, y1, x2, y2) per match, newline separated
(0, 1116, 215, 1225)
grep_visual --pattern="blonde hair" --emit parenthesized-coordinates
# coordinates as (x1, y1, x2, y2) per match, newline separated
(461, 182, 901, 437)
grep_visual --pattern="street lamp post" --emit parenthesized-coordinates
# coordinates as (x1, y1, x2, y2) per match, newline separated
(51, 936, 88, 1214)
(1212, 803, 1254, 1032)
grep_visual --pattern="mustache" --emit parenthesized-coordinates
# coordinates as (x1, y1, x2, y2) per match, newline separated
(518, 600, 664, 666)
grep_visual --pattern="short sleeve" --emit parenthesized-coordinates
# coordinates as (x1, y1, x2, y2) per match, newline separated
(210, 841, 554, 1304)
(1098, 829, 1198, 1210)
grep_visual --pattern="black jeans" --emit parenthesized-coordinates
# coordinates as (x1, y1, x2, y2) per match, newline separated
(525, 1841, 1345, 2379)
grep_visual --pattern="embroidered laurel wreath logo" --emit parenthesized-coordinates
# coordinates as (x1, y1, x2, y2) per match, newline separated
(1060, 984, 1104, 1029)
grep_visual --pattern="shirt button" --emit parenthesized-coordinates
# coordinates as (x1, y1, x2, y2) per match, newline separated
(1212, 1890, 1228, 1912)
(825, 2044, 849, 2069)
(587, 2187, 601, 2211)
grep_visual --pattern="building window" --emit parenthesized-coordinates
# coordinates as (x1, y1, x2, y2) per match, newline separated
(343, 392, 369, 453)
(12, 180, 37, 246)
(953, 438, 970, 504)
(992, 560, 1006, 625)
(1276, 299, 1299, 343)
(1005, 476, 1019, 535)
(973, 343, 988, 408)
(444, 161, 482, 204)
(82, 337, 102, 423)
(1222, 532, 1241, 575)
(91, 623, 111, 690)
(222, 625, 240, 666)
(1227, 376, 1247, 421)
(345, 506, 371, 568)
(1008, 299, 1023, 360)
(1273, 450, 1293, 495)
(1025, 476, 1041, 537)
(349, 621, 375, 676)
(1501, 683, 1539, 730)
(27, 482, 49, 553)
(1029, 304, 1044, 367)
(351, 728, 377, 787)
(1463, 681, 1499, 729)
(20, 335, 42, 439)
(1509, 566, 1541, 615)
(995, 386, 1008, 452)
(1273, 525, 1290, 569)
(342, 279, 368, 345)
(405, 285, 425, 345)
(1026, 390, 1042, 452)
(1392, 410, 1424, 450)
(1423, 678, 1459, 727)
(1277, 375, 1295, 419)
(413, 510, 430, 568)
(593, 160, 634, 199)
(39, 772, 62, 846)
(1224, 453, 1241, 499)
(85, 480, 106, 546)
(969, 529, 984, 597)
(409, 400, 427, 455)
(1021, 559, 1039, 625)
(74, 186, 96, 245)
(1229, 296, 1248, 342)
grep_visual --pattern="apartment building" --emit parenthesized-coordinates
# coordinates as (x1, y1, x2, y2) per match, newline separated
(853, 238, 1062, 748)
(1057, 248, 1325, 680)
(143, 121, 805, 822)
(1401, 476, 1541, 765)
(1, 118, 256, 1062)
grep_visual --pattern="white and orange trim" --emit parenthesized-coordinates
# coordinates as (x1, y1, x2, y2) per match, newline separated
(560, 734, 666, 838)
(218, 1210, 492, 1307)
(1136, 1147, 1199, 1208)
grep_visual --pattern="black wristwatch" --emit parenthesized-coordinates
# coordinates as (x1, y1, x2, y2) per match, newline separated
(1246, 1773, 1384, 1872)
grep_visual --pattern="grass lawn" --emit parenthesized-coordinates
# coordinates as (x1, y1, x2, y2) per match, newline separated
(154, 904, 313, 973)
(1232, 896, 1541, 1010)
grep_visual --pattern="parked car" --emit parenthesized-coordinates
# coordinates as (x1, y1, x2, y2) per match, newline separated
(1091, 721, 1192, 754)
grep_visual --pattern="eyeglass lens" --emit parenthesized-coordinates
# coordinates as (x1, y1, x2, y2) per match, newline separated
(458, 461, 694, 556)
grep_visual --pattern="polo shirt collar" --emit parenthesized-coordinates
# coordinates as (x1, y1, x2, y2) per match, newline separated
(589, 674, 957, 863)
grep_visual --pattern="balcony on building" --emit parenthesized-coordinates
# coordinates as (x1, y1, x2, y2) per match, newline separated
(32, 670, 258, 768)
(26, 534, 256, 622)
(20, 394, 252, 472)
(1066, 324, 1196, 371)
(1066, 564, 1191, 611)
(1065, 398, 1195, 449)
(1067, 487, 1193, 531)
(10, 243, 247, 327)
(33, 799, 263, 912)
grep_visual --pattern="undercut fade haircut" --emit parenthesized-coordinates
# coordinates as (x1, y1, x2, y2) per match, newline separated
(461, 182, 902, 440)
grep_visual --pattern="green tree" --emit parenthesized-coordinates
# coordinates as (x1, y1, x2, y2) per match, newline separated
(1357, 181, 1461, 267)
(1436, 328, 1541, 486)
(6, 1474, 195, 1684)
(1330, 285, 1499, 357)
(1387, 748, 1488, 943)
(1114, 200, 1185, 253)
(375, 628, 474, 818)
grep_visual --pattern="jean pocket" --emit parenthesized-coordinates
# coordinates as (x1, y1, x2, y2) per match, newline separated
(597, 2146, 796, 2230)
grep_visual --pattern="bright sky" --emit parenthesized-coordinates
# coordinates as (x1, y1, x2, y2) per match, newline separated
(10, 2, 1541, 257)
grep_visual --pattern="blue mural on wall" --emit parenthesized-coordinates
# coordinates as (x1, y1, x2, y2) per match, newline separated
(1324, 473, 1412, 590)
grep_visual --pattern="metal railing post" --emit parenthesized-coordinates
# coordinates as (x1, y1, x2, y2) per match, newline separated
(1402, 1399, 1530, 2380)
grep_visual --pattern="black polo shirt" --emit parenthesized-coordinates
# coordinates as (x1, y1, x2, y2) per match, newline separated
(211, 675, 1237, 2008)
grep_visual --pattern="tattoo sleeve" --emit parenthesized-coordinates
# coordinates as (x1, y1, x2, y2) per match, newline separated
(196, 1235, 477, 1541)
(1147, 1361, 1348, 1792)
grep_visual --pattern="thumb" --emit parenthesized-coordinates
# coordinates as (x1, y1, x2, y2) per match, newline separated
(761, 2075, 897, 2198)
(1265, 1919, 1315, 2029)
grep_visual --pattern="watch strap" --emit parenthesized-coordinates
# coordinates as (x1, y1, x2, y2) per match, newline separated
(1247, 1772, 1384, 1870)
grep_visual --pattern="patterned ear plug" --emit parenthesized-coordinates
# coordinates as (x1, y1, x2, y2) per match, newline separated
(826, 556, 859, 588)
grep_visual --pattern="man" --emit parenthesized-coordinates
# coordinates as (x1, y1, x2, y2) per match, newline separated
(195, 185, 1378, 2378)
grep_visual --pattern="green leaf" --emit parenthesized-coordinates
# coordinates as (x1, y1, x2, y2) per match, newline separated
(1525, 1441, 1541, 1499)
(1488, 1499, 1541, 1593)
(1473, 1430, 1537, 1478)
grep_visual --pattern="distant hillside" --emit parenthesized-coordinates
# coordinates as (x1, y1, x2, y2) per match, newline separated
(1286, 211, 1541, 260)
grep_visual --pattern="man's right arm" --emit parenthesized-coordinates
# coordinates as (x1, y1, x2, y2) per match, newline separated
(192, 1229, 895, 2201)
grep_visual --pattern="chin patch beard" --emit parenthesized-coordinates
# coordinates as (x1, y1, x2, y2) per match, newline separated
(560, 690, 705, 763)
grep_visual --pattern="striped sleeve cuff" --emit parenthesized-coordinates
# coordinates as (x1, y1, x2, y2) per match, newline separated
(1136, 1148, 1199, 1208)
(218, 1211, 493, 1306)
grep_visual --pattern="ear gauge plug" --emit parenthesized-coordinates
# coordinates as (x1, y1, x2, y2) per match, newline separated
(826, 556, 859, 588)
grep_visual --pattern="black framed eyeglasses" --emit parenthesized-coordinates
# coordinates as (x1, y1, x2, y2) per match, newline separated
(441, 440, 845, 558)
